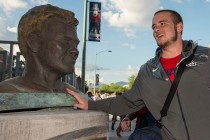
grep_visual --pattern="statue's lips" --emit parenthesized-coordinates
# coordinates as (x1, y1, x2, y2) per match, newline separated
(72, 58, 77, 63)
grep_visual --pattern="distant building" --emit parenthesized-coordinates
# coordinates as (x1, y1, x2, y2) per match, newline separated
(0, 47, 10, 69)
(0, 47, 10, 81)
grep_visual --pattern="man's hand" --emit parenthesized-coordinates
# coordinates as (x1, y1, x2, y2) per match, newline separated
(121, 117, 131, 131)
(116, 123, 122, 137)
(116, 116, 131, 137)
(66, 88, 88, 110)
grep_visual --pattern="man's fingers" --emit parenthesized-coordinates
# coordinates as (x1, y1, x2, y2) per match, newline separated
(66, 88, 78, 98)
(74, 103, 84, 109)
(116, 127, 122, 137)
(66, 88, 88, 110)
(66, 88, 83, 103)
(121, 120, 130, 131)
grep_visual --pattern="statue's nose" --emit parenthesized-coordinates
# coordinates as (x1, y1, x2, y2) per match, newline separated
(71, 50, 79, 59)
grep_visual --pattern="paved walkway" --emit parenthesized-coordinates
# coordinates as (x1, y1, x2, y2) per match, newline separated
(108, 115, 136, 140)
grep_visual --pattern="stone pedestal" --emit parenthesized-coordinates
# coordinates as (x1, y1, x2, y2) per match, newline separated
(0, 109, 108, 140)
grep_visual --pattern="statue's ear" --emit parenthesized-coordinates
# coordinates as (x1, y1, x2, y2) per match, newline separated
(26, 34, 40, 53)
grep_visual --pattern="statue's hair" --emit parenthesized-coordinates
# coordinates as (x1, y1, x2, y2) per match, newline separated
(18, 4, 79, 57)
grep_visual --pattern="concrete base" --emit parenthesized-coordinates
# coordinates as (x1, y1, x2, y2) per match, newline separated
(0, 108, 108, 140)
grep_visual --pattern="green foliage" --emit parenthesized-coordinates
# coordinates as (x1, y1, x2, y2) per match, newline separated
(127, 73, 137, 89)
(99, 84, 110, 93)
(95, 73, 137, 94)
(99, 83, 128, 94)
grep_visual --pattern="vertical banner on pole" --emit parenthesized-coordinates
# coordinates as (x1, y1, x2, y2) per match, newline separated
(88, 2, 101, 42)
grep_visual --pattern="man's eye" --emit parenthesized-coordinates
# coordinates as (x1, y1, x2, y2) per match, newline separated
(161, 22, 165, 26)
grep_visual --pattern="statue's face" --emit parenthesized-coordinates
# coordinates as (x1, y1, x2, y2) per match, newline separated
(38, 17, 79, 75)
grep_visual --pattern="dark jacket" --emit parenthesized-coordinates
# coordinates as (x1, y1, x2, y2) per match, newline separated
(89, 40, 210, 140)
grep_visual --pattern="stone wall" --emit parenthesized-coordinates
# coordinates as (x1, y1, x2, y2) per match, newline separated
(0, 109, 108, 140)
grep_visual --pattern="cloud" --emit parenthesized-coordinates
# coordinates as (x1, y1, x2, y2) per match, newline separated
(0, 0, 28, 14)
(122, 43, 136, 49)
(102, 0, 160, 37)
(13, 44, 20, 55)
(99, 77, 104, 83)
(0, 16, 7, 39)
(171, 0, 192, 3)
(171, 0, 183, 3)
(7, 26, 17, 33)
(206, 0, 210, 2)
(127, 65, 138, 73)
(0, 0, 29, 41)
(100, 66, 139, 84)
(0, 17, 17, 40)
(30, 0, 49, 5)
(128, 65, 132, 70)
(80, 64, 139, 84)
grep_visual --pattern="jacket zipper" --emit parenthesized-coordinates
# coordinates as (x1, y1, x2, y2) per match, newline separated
(176, 92, 190, 140)
(160, 55, 191, 140)
(175, 57, 191, 140)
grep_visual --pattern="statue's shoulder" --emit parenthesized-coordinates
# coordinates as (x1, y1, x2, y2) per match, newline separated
(0, 77, 23, 93)
(63, 83, 75, 89)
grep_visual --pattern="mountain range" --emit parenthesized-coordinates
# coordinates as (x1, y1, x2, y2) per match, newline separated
(115, 81, 128, 86)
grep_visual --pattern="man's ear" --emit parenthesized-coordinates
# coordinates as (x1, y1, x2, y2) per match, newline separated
(26, 34, 41, 53)
(177, 22, 183, 34)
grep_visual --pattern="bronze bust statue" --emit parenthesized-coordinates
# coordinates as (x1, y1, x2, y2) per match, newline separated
(0, 4, 87, 111)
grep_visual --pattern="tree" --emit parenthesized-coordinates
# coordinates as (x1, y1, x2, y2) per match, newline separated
(99, 84, 110, 93)
(127, 73, 137, 89)
(99, 83, 128, 94)
(98, 73, 137, 94)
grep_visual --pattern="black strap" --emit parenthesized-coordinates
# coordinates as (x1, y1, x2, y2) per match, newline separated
(157, 46, 197, 128)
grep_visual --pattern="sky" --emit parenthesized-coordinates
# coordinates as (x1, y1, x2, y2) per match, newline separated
(0, 0, 210, 85)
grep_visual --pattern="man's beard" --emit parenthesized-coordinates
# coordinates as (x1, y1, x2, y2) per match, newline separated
(158, 26, 178, 49)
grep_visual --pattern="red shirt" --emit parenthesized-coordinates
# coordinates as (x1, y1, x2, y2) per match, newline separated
(135, 106, 149, 124)
(135, 55, 181, 124)
(160, 54, 181, 81)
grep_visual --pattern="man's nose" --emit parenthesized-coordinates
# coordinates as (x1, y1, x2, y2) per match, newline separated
(154, 26, 160, 32)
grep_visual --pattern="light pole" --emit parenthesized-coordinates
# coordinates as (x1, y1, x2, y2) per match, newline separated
(81, 0, 88, 93)
(94, 50, 112, 95)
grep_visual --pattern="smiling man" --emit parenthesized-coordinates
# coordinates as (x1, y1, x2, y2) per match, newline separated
(67, 10, 210, 140)
(0, 4, 79, 93)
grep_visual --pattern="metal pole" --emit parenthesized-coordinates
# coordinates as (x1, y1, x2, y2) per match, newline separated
(8, 44, 14, 78)
(93, 50, 112, 95)
(0, 51, 7, 81)
(94, 53, 97, 95)
(81, 0, 88, 93)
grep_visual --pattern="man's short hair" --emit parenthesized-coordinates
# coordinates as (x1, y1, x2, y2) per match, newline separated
(154, 9, 183, 25)
(18, 4, 79, 57)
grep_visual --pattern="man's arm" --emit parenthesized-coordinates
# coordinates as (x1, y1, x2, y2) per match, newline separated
(66, 69, 145, 115)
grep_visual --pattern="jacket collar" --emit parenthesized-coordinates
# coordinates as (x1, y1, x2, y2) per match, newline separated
(151, 40, 197, 81)
(155, 40, 197, 59)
